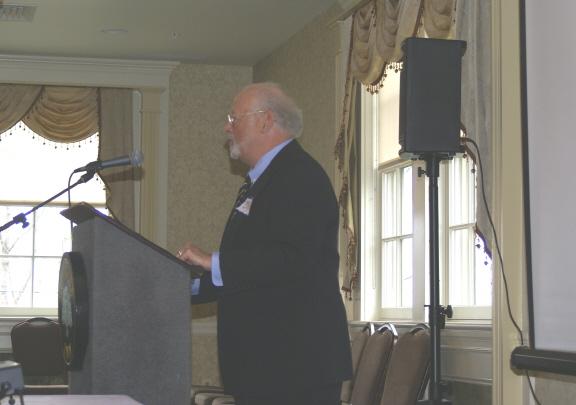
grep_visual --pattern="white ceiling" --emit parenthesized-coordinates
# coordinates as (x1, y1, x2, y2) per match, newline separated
(0, 0, 341, 65)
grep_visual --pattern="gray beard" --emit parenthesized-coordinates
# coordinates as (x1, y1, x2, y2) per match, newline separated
(228, 139, 241, 160)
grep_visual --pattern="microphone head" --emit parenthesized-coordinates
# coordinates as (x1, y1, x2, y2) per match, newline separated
(129, 150, 144, 167)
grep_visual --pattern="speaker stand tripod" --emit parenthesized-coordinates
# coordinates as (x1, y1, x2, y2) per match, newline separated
(417, 153, 453, 405)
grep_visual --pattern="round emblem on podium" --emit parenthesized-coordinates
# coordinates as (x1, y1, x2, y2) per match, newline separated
(58, 251, 89, 370)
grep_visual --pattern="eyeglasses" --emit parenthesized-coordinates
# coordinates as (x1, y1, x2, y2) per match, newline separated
(226, 110, 266, 125)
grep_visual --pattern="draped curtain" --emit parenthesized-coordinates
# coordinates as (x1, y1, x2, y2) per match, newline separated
(0, 85, 98, 142)
(455, 0, 493, 255)
(0, 84, 135, 228)
(99, 88, 136, 230)
(337, 0, 457, 296)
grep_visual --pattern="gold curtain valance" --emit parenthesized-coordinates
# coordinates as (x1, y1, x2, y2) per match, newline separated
(0, 85, 42, 134)
(349, 0, 422, 87)
(0, 84, 99, 142)
(350, 1, 384, 85)
(337, 0, 457, 297)
(0, 84, 136, 231)
(349, 0, 455, 88)
(422, 0, 455, 39)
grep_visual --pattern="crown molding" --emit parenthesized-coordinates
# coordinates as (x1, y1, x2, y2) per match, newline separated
(0, 54, 179, 89)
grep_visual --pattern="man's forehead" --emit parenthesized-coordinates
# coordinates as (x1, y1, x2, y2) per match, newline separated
(232, 89, 258, 111)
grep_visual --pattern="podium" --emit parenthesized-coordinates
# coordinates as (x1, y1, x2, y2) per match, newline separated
(60, 203, 203, 405)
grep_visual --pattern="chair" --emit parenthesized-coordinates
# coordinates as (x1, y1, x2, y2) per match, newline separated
(193, 390, 235, 405)
(10, 317, 68, 395)
(191, 385, 225, 402)
(340, 322, 372, 403)
(211, 397, 235, 405)
(379, 324, 430, 405)
(348, 323, 397, 405)
(191, 379, 230, 405)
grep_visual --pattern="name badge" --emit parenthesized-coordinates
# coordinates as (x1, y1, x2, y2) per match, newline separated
(235, 197, 253, 216)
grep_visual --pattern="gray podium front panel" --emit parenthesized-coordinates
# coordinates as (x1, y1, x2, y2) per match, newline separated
(69, 217, 191, 405)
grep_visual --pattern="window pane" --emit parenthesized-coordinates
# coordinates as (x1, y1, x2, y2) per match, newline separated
(401, 166, 413, 235)
(401, 237, 413, 308)
(449, 227, 475, 306)
(34, 206, 72, 256)
(0, 206, 34, 256)
(0, 124, 107, 313)
(475, 235, 493, 306)
(381, 172, 397, 238)
(449, 157, 476, 226)
(377, 69, 401, 164)
(33, 258, 61, 308)
(381, 164, 414, 310)
(381, 240, 398, 307)
(0, 257, 32, 307)
(0, 127, 105, 203)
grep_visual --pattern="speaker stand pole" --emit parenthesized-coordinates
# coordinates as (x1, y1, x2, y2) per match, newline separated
(418, 153, 452, 405)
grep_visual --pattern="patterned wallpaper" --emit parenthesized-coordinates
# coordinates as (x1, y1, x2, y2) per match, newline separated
(253, 4, 343, 182)
(168, 63, 252, 270)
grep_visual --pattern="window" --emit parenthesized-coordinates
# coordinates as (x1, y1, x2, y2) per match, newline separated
(361, 69, 491, 322)
(442, 158, 492, 316)
(381, 164, 413, 310)
(0, 123, 106, 316)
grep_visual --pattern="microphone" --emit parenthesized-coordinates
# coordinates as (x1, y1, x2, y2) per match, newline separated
(73, 150, 144, 173)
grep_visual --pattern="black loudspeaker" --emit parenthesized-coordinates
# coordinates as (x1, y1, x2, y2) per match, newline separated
(399, 38, 467, 159)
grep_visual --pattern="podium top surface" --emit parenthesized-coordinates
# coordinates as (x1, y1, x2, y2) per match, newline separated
(61, 202, 204, 277)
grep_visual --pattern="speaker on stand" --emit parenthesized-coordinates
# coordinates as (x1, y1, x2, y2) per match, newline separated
(398, 37, 467, 405)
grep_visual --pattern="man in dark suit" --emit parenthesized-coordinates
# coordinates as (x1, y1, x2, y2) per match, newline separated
(179, 82, 352, 405)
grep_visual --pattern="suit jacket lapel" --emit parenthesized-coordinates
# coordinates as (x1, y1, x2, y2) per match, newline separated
(221, 140, 303, 246)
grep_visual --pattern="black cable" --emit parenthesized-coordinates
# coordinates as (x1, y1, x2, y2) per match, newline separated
(68, 171, 75, 237)
(462, 137, 542, 405)
(525, 370, 542, 405)
(462, 137, 523, 343)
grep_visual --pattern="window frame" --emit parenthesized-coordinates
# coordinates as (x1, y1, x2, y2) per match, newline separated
(360, 82, 491, 323)
(440, 160, 492, 320)
(377, 160, 418, 320)
(0, 131, 106, 317)
(0, 54, 174, 246)
(0, 55, 172, 354)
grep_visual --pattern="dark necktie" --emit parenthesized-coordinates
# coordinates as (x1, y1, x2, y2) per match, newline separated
(234, 175, 252, 208)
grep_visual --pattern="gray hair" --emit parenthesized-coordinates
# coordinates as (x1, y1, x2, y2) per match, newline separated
(243, 82, 303, 138)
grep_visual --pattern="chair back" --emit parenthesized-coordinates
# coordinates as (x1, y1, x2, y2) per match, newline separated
(340, 323, 372, 403)
(379, 324, 430, 405)
(349, 323, 397, 405)
(11, 317, 67, 377)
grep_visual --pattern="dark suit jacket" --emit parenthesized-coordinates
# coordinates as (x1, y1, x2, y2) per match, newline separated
(191, 140, 352, 396)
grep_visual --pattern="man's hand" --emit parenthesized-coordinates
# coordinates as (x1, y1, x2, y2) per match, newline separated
(177, 242, 212, 271)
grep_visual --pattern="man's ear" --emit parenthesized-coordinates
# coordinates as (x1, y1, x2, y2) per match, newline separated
(260, 110, 274, 133)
